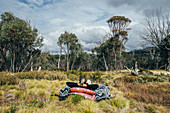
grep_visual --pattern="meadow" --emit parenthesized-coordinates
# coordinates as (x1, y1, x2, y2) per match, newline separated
(0, 70, 169, 113)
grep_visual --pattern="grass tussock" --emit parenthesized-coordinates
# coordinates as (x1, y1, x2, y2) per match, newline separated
(0, 70, 169, 113)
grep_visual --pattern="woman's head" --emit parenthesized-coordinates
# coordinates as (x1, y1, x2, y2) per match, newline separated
(79, 77, 86, 84)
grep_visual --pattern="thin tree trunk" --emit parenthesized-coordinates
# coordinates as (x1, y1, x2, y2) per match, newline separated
(58, 47, 62, 68)
(166, 60, 170, 71)
(31, 61, 33, 71)
(102, 53, 108, 71)
(71, 54, 76, 70)
(135, 61, 139, 74)
(12, 52, 15, 72)
(10, 57, 12, 72)
(114, 51, 117, 70)
(66, 45, 70, 71)
(21, 51, 39, 72)
(156, 52, 160, 69)
(21, 54, 32, 72)
(117, 43, 122, 70)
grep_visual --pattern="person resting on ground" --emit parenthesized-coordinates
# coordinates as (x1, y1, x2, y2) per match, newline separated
(66, 77, 98, 90)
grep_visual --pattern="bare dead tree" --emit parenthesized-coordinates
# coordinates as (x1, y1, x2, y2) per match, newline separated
(141, 8, 170, 48)
(141, 8, 170, 70)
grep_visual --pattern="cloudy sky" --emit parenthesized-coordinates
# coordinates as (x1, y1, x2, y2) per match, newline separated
(0, 0, 169, 53)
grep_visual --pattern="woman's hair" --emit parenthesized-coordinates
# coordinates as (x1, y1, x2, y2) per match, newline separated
(79, 77, 87, 84)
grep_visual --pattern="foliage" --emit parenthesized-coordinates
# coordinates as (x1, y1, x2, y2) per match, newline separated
(118, 82, 170, 107)
(57, 31, 82, 71)
(0, 71, 67, 86)
(16, 71, 67, 81)
(0, 12, 43, 72)
(0, 73, 19, 86)
(65, 95, 85, 105)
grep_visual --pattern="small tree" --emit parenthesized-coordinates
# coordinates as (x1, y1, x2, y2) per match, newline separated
(57, 31, 81, 71)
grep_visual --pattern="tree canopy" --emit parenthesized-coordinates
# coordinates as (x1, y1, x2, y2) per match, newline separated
(0, 12, 43, 72)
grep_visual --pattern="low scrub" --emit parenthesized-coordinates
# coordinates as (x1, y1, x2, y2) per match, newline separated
(0, 73, 20, 86)
(0, 71, 67, 86)
(118, 82, 170, 107)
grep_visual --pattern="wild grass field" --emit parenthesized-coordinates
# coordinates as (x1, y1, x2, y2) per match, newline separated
(0, 70, 169, 113)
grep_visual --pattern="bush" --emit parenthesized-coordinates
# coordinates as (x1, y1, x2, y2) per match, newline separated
(0, 73, 20, 86)
(118, 82, 170, 107)
(65, 95, 85, 105)
(0, 71, 67, 86)
(90, 71, 103, 83)
(77, 100, 99, 113)
(99, 100, 115, 112)
(15, 91, 23, 99)
(108, 97, 128, 109)
(0, 90, 2, 96)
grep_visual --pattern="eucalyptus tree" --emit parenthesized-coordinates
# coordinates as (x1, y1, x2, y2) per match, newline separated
(0, 12, 43, 72)
(106, 16, 131, 70)
(57, 31, 82, 71)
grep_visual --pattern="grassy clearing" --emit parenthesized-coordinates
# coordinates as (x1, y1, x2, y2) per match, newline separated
(0, 70, 169, 112)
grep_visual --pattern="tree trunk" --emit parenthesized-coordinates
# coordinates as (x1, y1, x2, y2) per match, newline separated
(12, 52, 15, 72)
(66, 45, 70, 71)
(21, 50, 38, 72)
(71, 54, 76, 70)
(135, 61, 139, 74)
(117, 43, 122, 70)
(58, 47, 62, 68)
(166, 60, 170, 71)
(156, 52, 160, 69)
(114, 51, 117, 70)
(102, 53, 108, 71)
(31, 61, 33, 71)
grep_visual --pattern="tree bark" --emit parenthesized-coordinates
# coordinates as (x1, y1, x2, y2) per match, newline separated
(66, 45, 70, 71)
(117, 42, 122, 70)
(58, 47, 62, 68)
(71, 54, 76, 70)
(102, 53, 108, 71)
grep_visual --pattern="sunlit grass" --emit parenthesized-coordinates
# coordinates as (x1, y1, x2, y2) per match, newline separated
(0, 70, 169, 112)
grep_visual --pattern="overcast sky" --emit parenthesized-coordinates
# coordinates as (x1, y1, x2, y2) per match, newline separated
(0, 0, 169, 53)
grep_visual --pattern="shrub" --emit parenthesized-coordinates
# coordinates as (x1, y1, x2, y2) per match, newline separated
(0, 73, 20, 86)
(99, 100, 115, 112)
(129, 99, 136, 108)
(36, 84, 47, 89)
(15, 91, 23, 99)
(15, 71, 67, 81)
(57, 109, 70, 113)
(10, 86, 18, 89)
(108, 97, 128, 109)
(0, 90, 2, 96)
(118, 82, 170, 107)
(28, 84, 35, 89)
(24, 94, 47, 108)
(10, 105, 18, 113)
(90, 71, 103, 83)
(77, 100, 99, 113)
(38, 90, 45, 97)
(65, 95, 85, 105)
(67, 74, 78, 81)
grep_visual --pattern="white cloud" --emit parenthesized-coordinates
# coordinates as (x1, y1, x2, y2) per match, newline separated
(0, 0, 169, 53)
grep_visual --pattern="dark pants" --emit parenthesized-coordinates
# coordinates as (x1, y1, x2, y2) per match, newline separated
(66, 82, 98, 90)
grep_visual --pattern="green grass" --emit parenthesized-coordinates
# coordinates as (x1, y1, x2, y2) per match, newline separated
(0, 70, 169, 113)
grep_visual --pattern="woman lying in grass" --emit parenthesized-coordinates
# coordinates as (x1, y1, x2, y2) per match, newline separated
(66, 77, 98, 90)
